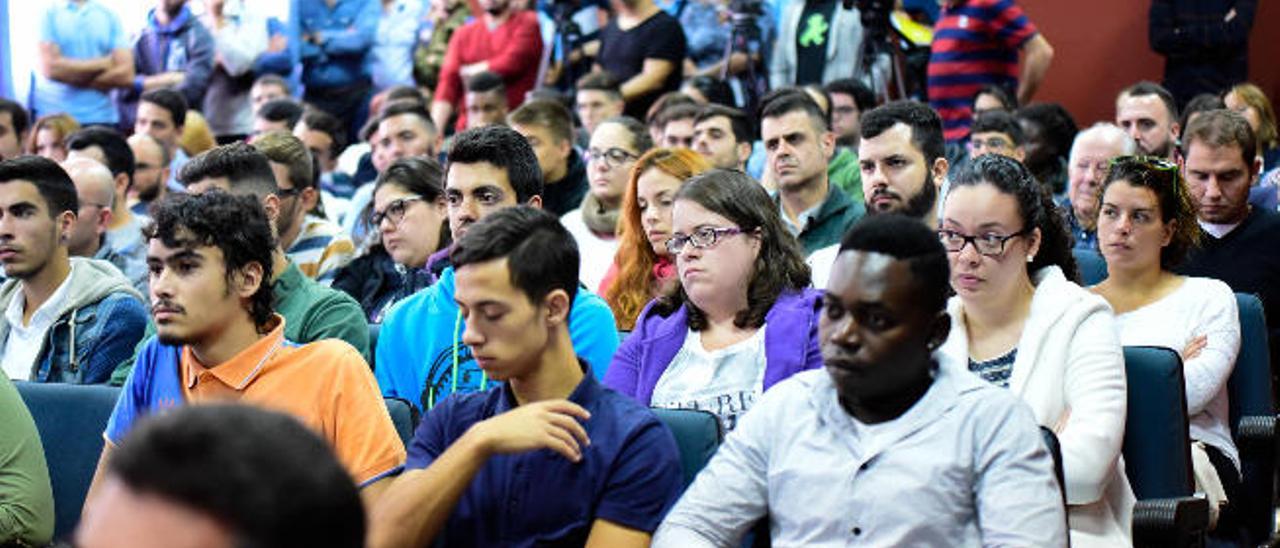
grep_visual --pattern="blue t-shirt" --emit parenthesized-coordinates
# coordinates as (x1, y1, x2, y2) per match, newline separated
(35, 0, 128, 124)
(375, 266, 620, 411)
(103, 340, 185, 444)
(405, 369, 684, 545)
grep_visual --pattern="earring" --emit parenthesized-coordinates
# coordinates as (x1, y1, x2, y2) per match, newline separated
(1026, 255, 1034, 263)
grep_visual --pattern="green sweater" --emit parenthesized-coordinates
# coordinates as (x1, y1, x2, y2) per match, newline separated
(0, 376, 54, 545)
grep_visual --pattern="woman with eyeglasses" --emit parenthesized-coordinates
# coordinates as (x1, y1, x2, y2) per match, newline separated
(332, 157, 450, 323)
(937, 154, 1132, 547)
(562, 116, 653, 292)
(604, 169, 821, 433)
(602, 148, 712, 330)
(1091, 157, 1242, 537)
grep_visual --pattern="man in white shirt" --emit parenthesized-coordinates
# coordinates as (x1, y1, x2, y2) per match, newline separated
(655, 214, 1066, 547)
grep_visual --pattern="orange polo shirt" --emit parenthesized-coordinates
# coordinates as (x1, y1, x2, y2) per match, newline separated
(180, 315, 405, 486)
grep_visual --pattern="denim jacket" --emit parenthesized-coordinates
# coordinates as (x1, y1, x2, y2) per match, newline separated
(0, 258, 148, 384)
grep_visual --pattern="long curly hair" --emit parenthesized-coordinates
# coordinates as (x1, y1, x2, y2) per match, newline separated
(606, 148, 711, 329)
(1100, 156, 1200, 270)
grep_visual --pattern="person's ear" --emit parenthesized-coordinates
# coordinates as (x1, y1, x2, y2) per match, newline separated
(1170, 121, 1181, 141)
(261, 193, 281, 224)
(930, 157, 949, 189)
(56, 210, 75, 242)
(526, 195, 543, 209)
(1012, 146, 1026, 162)
(557, 137, 573, 162)
(821, 130, 836, 161)
(97, 206, 113, 232)
(233, 261, 265, 299)
(1025, 226, 1043, 261)
(114, 173, 130, 197)
(543, 288, 571, 326)
(737, 141, 753, 165)
(1161, 219, 1175, 248)
(301, 187, 320, 211)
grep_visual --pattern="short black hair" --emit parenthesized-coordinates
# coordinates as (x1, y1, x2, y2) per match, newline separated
(974, 84, 1017, 112)
(0, 155, 79, 216)
(140, 88, 189, 128)
(0, 98, 29, 136)
(383, 85, 425, 104)
(508, 99, 574, 144)
(576, 71, 622, 100)
(451, 205, 579, 308)
(376, 100, 437, 137)
(257, 98, 304, 128)
(465, 71, 506, 96)
(446, 125, 543, 202)
(1120, 81, 1179, 122)
(146, 191, 276, 327)
(655, 103, 701, 132)
(109, 404, 364, 548)
(67, 126, 136, 183)
(178, 142, 279, 198)
(1180, 93, 1225, 135)
(759, 88, 829, 132)
(300, 109, 348, 159)
(839, 213, 950, 314)
(695, 104, 752, 144)
(861, 100, 946, 166)
(1015, 102, 1079, 160)
(970, 110, 1025, 145)
(825, 78, 876, 112)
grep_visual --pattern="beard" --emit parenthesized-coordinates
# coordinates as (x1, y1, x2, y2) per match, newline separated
(137, 180, 162, 203)
(868, 171, 938, 221)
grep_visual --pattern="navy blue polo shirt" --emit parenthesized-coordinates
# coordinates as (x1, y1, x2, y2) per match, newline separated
(405, 364, 684, 546)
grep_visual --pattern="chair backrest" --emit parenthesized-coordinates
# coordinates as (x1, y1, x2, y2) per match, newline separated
(1227, 292, 1276, 544)
(649, 408, 723, 488)
(1073, 248, 1109, 287)
(384, 396, 420, 448)
(1121, 346, 1195, 499)
(14, 382, 121, 540)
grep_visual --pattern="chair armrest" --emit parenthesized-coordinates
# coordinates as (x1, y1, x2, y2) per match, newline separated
(1132, 496, 1210, 548)
(1235, 414, 1278, 546)
(1237, 415, 1278, 449)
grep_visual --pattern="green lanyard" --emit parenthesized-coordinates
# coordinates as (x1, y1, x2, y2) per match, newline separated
(427, 309, 487, 409)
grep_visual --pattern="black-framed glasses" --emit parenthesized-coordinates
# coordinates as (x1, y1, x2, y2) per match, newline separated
(938, 227, 1031, 257)
(275, 186, 305, 199)
(666, 226, 745, 254)
(371, 196, 425, 227)
(585, 147, 638, 170)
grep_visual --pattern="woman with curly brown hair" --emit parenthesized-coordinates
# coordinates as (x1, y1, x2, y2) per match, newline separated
(602, 148, 711, 329)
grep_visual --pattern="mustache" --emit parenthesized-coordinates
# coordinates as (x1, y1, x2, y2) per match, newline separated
(151, 301, 185, 315)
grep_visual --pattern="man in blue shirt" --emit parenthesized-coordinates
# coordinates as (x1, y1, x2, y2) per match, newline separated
(375, 125, 620, 411)
(35, 0, 135, 125)
(297, 0, 381, 141)
(115, 0, 215, 132)
(369, 206, 683, 548)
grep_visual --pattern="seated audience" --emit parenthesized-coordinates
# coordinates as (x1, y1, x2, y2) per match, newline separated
(27, 113, 80, 162)
(1090, 155, 1242, 537)
(294, 108, 355, 200)
(1015, 102, 1077, 199)
(132, 89, 189, 191)
(574, 71, 626, 146)
(343, 100, 443, 247)
(333, 157, 450, 323)
(606, 169, 821, 432)
(972, 84, 1018, 116)
(654, 214, 1066, 546)
(679, 75, 734, 107)
(66, 127, 147, 265)
(1181, 93, 1225, 136)
(376, 126, 619, 411)
(253, 98, 304, 137)
(63, 158, 148, 294)
(564, 116, 653, 291)
(0, 374, 54, 546)
(250, 74, 291, 113)
(78, 404, 366, 548)
(1225, 83, 1278, 171)
(0, 99, 28, 161)
(1177, 110, 1280, 368)
(823, 78, 875, 198)
(126, 133, 170, 217)
(93, 191, 403, 512)
(252, 131, 355, 284)
(644, 93, 698, 147)
(655, 103, 699, 149)
(0, 156, 147, 383)
(509, 99, 588, 216)
(1061, 123, 1138, 251)
(967, 110, 1026, 161)
(463, 71, 509, 130)
(369, 206, 682, 548)
(937, 154, 1132, 546)
(603, 148, 712, 328)
(1115, 81, 1180, 159)
(691, 104, 752, 171)
(762, 91, 863, 255)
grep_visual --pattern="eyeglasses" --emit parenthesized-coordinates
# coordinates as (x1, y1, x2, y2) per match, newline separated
(967, 136, 1014, 152)
(276, 186, 305, 199)
(585, 147, 638, 170)
(666, 226, 745, 255)
(371, 196, 425, 227)
(938, 228, 1031, 257)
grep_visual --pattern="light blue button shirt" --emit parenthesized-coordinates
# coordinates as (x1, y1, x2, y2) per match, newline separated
(34, 0, 128, 124)
(655, 358, 1068, 547)
(369, 0, 426, 91)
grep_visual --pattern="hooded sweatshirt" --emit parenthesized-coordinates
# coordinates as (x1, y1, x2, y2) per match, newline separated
(0, 258, 148, 384)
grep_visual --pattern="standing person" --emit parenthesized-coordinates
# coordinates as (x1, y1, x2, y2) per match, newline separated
(200, 0, 270, 144)
(928, 0, 1054, 143)
(1091, 155, 1242, 540)
(298, 0, 381, 142)
(370, 0, 428, 93)
(595, 0, 687, 120)
(430, 0, 543, 132)
(769, 0, 863, 89)
(603, 148, 711, 328)
(34, 0, 135, 126)
(1149, 0, 1257, 109)
(605, 170, 822, 432)
(564, 117, 653, 291)
(115, 0, 215, 133)
(938, 154, 1132, 546)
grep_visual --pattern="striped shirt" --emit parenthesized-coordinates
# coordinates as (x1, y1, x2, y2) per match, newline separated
(927, 0, 1038, 142)
(286, 215, 356, 285)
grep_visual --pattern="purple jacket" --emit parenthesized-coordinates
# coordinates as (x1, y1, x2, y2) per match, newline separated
(604, 288, 824, 405)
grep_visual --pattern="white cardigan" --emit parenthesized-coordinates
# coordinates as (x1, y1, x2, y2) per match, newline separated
(940, 266, 1134, 548)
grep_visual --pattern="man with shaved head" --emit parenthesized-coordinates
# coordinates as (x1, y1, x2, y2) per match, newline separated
(62, 158, 148, 294)
(126, 134, 170, 218)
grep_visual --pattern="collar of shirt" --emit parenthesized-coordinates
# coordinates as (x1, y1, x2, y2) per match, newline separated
(183, 314, 288, 391)
(777, 195, 824, 237)
(5, 262, 76, 331)
(493, 359, 599, 414)
(1198, 217, 1245, 239)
